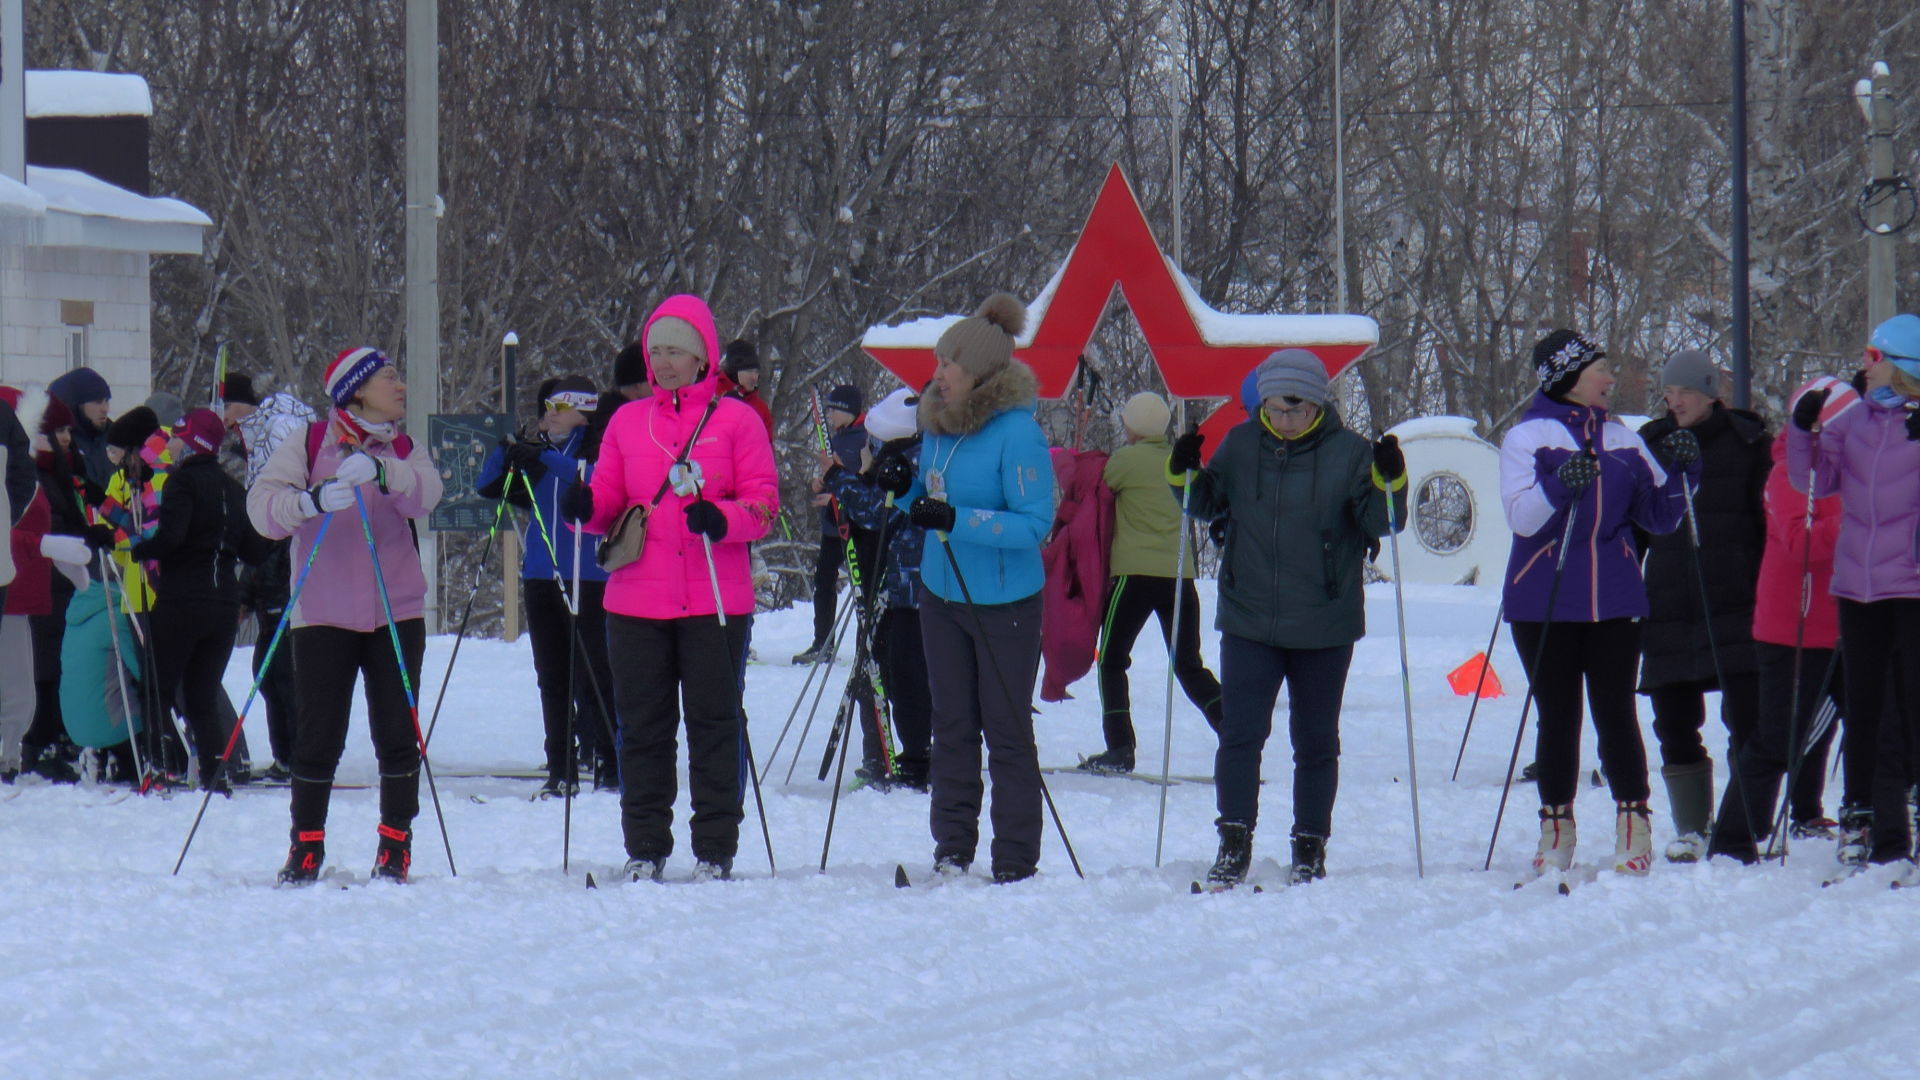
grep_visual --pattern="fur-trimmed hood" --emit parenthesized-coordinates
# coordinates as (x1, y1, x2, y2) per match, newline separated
(917, 359, 1039, 436)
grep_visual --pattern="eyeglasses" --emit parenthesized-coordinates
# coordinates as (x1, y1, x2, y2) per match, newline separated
(1264, 401, 1317, 420)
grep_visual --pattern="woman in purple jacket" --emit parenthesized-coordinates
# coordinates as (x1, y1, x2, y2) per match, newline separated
(1499, 330, 1696, 879)
(1786, 313, 1920, 873)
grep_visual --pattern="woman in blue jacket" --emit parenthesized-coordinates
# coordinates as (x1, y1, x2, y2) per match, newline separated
(889, 294, 1053, 883)
(475, 375, 617, 794)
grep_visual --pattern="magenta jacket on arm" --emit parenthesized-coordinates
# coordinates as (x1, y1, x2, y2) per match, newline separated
(1787, 393, 1920, 604)
(585, 294, 778, 620)
(245, 411, 443, 631)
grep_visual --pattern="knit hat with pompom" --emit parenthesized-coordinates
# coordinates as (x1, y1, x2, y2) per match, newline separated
(935, 293, 1027, 381)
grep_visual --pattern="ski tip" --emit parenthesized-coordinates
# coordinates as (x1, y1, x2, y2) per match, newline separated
(1557, 882, 1571, 896)
(894, 865, 911, 889)
(1190, 880, 1203, 894)
(585, 872, 598, 891)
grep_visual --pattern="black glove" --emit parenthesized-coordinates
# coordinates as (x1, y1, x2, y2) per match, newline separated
(873, 454, 914, 497)
(1555, 453, 1599, 492)
(684, 499, 727, 541)
(1792, 388, 1828, 432)
(1169, 431, 1206, 474)
(559, 481, 595, 522)
(909, 496, 956, 533)
(84, 523, 118, 551)
(1660, 429, 1700, 466)
(1372, 434, 1405, 481)
(505, 438, 546, 475)
(1906, 409, 1920, 443)
(80, 479, 107, 507)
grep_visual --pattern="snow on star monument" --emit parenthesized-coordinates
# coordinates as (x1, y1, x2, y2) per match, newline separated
(860, 164, 1379, 451)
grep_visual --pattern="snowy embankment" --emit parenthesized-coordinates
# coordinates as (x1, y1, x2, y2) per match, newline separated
(2, 584, 1909, 1078)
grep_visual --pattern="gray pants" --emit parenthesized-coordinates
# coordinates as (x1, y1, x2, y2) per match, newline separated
(919, 589, 1044, 877)
(0, 613, 35, 770)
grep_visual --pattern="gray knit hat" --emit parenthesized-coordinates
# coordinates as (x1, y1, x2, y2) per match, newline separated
(1254, 349, 1330, 407)
(935, 293, 1027, 380)
(1661, 349, 1720, 399)
(144, 390, 186, 428)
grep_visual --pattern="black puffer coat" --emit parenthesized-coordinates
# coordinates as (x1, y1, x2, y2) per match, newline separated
(1636, 405, 1771, 688)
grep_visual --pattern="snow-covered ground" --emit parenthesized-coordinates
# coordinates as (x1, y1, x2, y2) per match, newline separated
(3, 583, 1911, 1078)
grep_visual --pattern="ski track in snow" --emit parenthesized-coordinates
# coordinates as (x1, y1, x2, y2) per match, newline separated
(4, 584, 1913, 1078)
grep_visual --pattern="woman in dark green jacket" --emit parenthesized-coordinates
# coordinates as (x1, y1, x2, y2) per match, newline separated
(1170, 349, 1407, 887)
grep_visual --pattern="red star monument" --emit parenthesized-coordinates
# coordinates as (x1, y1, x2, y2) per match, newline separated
(862, 164, 1378, 450)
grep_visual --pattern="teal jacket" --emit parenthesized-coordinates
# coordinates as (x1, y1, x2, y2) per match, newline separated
(903, 361, 1055, 604)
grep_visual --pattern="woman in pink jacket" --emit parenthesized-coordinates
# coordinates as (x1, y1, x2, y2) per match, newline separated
(248, 348, 443, 884)
(1786, 314, 1920, 873)
(562, 295, 777, 883)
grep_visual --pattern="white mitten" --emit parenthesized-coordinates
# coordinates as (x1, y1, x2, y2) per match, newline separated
(332, 452, 380, 488)
(55, 559, 91, 592)
(39, 534, 92, 566)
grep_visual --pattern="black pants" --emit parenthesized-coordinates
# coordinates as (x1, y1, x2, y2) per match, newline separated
(1097, 575, 1223, 750)
(287, 620, 425, 833)
(920, 589, 1044, 876)
(608, 612, 751, 861)
(1648, 673, 1760, 767)
(1712, 643, 1846, 854)
(860, 605, 932, 774)
(252, 602, 299, 766)
(149, 595, 241, 777)
(1510, 618, 1651, 806)
(1837, 599, 1920, 859)
(524, 578, 615, 779)
(25, 590, 71, 755)
(1216, 634, 1353, 836)
(810, 533, 845, 647)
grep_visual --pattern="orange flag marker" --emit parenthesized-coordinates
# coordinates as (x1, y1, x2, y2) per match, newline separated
(1446, 652, 1504, 699)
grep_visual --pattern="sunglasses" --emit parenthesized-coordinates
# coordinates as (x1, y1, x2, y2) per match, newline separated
(544, 400, 576, 413)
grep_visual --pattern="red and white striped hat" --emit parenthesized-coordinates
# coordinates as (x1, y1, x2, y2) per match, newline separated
(325, 347, 390, 408)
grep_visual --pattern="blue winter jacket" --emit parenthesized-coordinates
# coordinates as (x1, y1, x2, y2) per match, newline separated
(901, 362, 1054, 605)
(474, 428, 609, 583)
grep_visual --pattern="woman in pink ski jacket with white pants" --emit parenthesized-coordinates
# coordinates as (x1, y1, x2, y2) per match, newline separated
(561, 294, 777, 883)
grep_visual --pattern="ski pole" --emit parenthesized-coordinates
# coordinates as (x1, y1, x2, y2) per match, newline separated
(563, 461, 584, 874)
(782, 596, 858, 783)
(690, 479, 777, 877)
(1383, 477, 1425, 878)
(765, 595, 856, 768)
(351, 485, 457, 877)
(932, 530, 1084, 879)
(172, 510, 335, 874)
(1484, 489, 1583, 871)
(422, 465, 518, 748)
(1679, 473, 1761, 853)
(1766, 460, 1820, 860)
(517, 470, 621, 755)
(1450, 602, 1505, 782)
(1153, 449, 1196, 867)
(1766, 645, 1843, 860)
(96, 550, 148, 788)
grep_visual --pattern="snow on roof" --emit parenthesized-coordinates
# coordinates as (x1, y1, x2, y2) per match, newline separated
(862, 254, 1378, 351)
(0, 173, 48, 216)
(26, 70, 154, 118)
(27, 165, 211, 227)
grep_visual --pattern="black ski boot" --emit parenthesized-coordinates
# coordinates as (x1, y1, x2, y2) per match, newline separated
(277, 829, 326, 885)
(372, 824, 411, 883)
(199, 760, 233, 798)
(537, 775, 580, 800)
(1206, 820, 1254, 887)
(1288, 831, 1327, 886)
(593, 754, 620, 792)
(624, 855, 666, 883)
(1078, 747, 1135, 775)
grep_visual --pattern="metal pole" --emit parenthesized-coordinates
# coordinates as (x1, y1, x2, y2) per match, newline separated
(501, 332, 521, 642)
(0, 0, 23, 182)
(1333, 0, 1348, 313)
(1729, 0, 1751, 410)
(1170, 99, 1184, 269)
(1865, 62, 1898, 327)
(406, 0, 442, 632)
